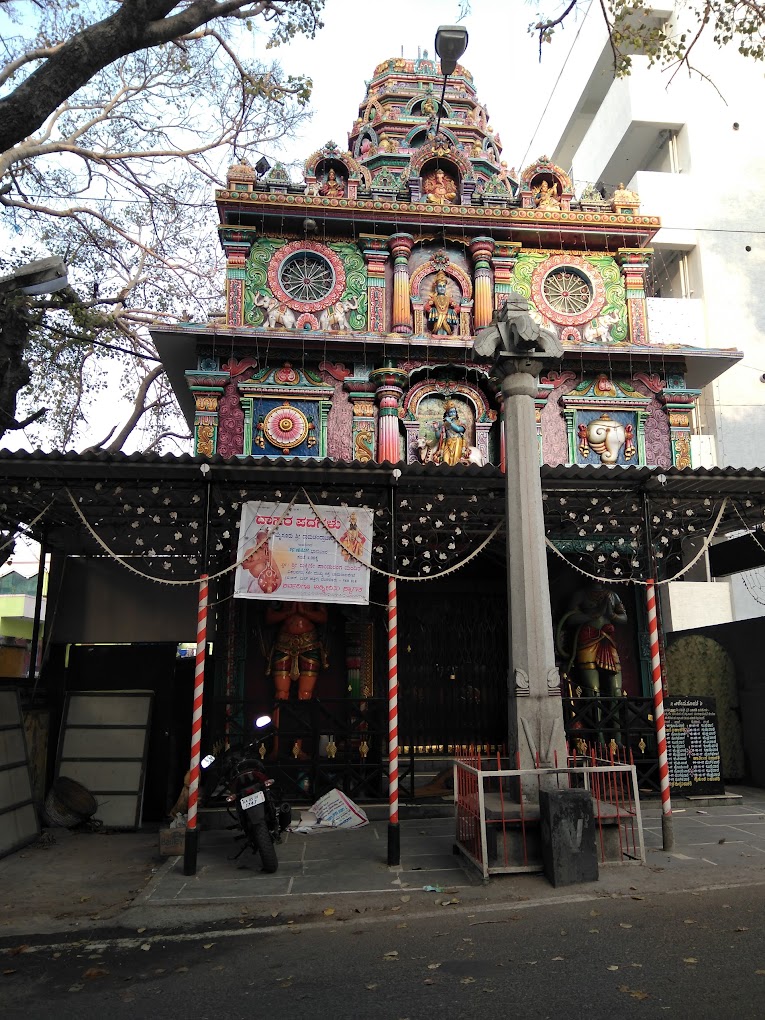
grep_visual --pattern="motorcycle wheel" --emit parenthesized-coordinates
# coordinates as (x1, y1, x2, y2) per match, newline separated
(252, 820, 278, 873)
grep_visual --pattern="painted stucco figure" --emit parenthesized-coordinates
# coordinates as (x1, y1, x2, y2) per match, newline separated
(425, 271, 459, 335)
(267, 601, 328, 701)
(320, 168, 345, 198)
(434, 400, 466, 465)
(423, 167, 457, 205)
(556, 584, 628, 697)
(533, 179, 560, 209)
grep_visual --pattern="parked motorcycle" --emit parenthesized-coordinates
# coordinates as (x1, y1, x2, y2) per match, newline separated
(201, 715, 291, 873)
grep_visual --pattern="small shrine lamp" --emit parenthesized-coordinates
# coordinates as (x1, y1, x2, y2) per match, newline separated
(434, 24, 469, 136)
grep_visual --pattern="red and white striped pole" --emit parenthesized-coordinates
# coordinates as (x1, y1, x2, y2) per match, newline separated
(184, 573, 209, 875)
(646, 579, 673, 851)
(387, 574, 400, 865)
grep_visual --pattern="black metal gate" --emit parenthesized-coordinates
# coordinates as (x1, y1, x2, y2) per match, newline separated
(396, 589, 508, 753)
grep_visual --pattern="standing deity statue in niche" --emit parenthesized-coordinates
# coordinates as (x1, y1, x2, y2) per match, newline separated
(434, 400, 467, 465)
(320, 168, 345, 198)
(423, 167, 458, 205)
(533, 179, 561, 209)
(266, 601, 328, 757)
(425, 270, 459, 335)
(556, 584, 628, 698)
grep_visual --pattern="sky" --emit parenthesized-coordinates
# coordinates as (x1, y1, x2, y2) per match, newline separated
(257, 0, 580, 176)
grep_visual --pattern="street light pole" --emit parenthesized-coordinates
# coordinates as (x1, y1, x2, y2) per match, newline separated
(433, 25, 468, 137)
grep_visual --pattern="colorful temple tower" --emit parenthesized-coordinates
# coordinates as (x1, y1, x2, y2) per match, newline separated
(159, 54, 735, 475)
(153, 55, 740, 772)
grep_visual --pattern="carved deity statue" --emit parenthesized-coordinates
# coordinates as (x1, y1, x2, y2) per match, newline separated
(556, 583, 628, 698)
(424, 270, 459, 336)
(434, 400, 466, 466)
(319, 168, 345, 198)
(423, 167, 457, 205)
(533, 179, 561, 209)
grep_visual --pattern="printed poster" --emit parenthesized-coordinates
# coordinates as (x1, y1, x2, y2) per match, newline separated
(233, 502, 372, 605)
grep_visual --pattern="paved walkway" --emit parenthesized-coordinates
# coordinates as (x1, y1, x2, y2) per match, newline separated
(2, 790, 765, 941)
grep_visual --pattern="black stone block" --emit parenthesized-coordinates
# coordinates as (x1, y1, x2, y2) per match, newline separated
(539, 788, 599, 887)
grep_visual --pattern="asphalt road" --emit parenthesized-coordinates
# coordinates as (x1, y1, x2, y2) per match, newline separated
(3, 883, 765, 1019)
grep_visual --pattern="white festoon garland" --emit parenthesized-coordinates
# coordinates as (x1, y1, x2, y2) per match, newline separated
(66, 485, 733, 590)
(66, 486, 500, 586)
(66, 487, 302, 586)
(544, 495, 729, 587)
(301, 488, 503, 582)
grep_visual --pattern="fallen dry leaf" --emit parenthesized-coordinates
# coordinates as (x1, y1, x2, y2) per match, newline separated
(137, 927, 146, 934)
(735, 926, 749, 932)
(323, 908, 335, 916)
(271, 912, 279, 918)
(608, 965, 619, 971)
(683, 958, 698, 965)
(82, 968, 109, 980)
(755, 970, 765, 976)
(175, 966, 189, 973)
(460, 977, 476, 985)
(552, 956, 565, 961)
(3, 969, 17, 976)
(589, 929, 600, 934)
(684, 919, 696, 925)
(68, 983, 84, 992)
(384, 951, 399, 960)
(140, 944, 151, 952)
(6, 945, 29, 957)
(203, 943, 214, 950)
(619, 923, 633, 929)
(400, 895, 410, 903)
(618, 984, 649, 1000)
(427, 963, 441, 970)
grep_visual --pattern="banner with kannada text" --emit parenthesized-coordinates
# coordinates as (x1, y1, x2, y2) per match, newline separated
(234, 502, 372, 605)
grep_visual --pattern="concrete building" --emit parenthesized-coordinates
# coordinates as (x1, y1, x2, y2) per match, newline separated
(520, 1, 765, 622)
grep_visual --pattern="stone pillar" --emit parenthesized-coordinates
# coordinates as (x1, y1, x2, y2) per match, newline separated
(491, 241, 522, 311)
(470, 237, 495, 329)
(388, 233, 414, 334)
(370, 362, 407, 463)
(495, 357, 567, 782)
(359, 234, 389, 333)
(617, 248, 653, 345)
(221, 230, 253, 328)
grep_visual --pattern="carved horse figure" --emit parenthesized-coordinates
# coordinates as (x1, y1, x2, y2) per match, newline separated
(253, 292, 297, 330)
(318, 296, 360, 332)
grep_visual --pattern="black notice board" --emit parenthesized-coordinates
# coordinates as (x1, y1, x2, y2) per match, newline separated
(665, 696, 725, 796)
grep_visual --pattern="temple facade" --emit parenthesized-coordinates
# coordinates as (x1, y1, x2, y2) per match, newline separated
(151, 55, 743, 786)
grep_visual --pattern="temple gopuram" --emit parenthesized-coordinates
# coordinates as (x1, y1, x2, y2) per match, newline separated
(141, 52, 744, 794)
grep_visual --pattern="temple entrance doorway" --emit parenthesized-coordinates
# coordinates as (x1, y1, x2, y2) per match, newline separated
(395, 582, 508, 754)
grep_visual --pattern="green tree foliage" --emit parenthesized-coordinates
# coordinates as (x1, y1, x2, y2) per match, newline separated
(530, 0, 765, 77)
(0, 1, 324, 450)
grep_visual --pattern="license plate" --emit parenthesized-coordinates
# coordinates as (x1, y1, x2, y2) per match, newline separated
(240, 790, 265, 810)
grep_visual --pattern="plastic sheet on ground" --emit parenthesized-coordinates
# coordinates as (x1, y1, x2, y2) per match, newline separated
(290, 788, 369, 833)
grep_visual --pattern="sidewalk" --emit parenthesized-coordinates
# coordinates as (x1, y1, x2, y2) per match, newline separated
(2, 790, 765, 941)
